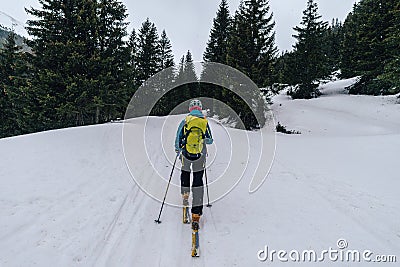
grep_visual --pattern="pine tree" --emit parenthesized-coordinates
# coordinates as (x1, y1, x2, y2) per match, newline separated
(175, 55, 186, 86)
(340, 8, 359, 78)
(0, 32, 14, 138)
(289, 0, 328, 99)
(26, 0, 73, 130)
(159, 30, 175, 69)
(183, 50, 198, 84)
(127, 28, 139, 94)
(203, 0, 231, 63)
(26, 0, 130, 129)
(218, 0, 275, 128)
(322, 19, 343, 74)
(136, 18, 161, 85)
(175, 55, 189, 98)
(341, 0, 399, 95)
(244, 0, 277, 86)
(377, 1, 400, 94)
(151, 30, 175, 116)
(202, 0, 232, 115)
(227, 0, 277, 87)
(274, 50, 299, 85)
(0, 31, 25, 137)
(227, 1, 248, 74)
(95, 0, 130, 122)
(173, 51, 199, 113)
(0, 29, 33, 138)
(181, 51, 198, 99)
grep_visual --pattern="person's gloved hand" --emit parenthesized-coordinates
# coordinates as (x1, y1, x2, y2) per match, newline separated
(205, 138, 213, 145)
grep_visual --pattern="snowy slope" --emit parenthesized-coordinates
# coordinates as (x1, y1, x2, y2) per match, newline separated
(0, 79, 399, 266)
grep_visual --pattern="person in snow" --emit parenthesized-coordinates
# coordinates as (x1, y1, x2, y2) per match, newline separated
(175, 99, 213, 228)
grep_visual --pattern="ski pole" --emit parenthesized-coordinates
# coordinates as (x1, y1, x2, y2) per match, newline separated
(204, 159, 212, 208)
(155, 151, 180, 224)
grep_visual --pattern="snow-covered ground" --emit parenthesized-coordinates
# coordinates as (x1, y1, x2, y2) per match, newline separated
(0, 79, 399, 266)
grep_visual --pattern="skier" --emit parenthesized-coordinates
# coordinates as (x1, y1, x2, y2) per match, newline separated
(175, 99, 213, 256)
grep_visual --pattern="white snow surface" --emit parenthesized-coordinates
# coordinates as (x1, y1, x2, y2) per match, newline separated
(1, 79, 399, 266)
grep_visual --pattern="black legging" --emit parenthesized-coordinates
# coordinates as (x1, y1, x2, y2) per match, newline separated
(180, 153, 205, 215)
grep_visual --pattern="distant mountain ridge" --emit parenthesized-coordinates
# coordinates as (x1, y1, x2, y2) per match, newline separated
(0, 24, 29, 51)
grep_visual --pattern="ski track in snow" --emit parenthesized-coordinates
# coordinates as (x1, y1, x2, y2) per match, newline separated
(0, 79, 399, 266)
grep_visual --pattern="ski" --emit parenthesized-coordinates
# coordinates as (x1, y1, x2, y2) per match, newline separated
(191, 222, 200, 257)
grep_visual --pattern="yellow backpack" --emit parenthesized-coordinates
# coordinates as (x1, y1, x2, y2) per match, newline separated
(183, 115, 208, 155)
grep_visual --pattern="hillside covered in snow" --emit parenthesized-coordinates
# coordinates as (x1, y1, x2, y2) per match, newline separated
(0, 79, 399, 266)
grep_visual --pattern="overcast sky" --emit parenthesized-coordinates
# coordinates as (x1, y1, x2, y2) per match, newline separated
(1, 0, 358, 62)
